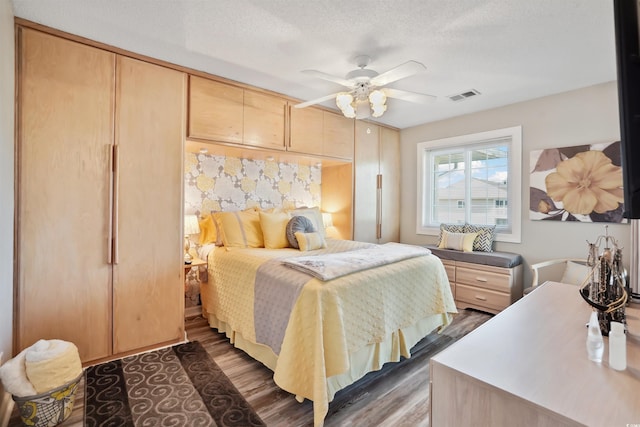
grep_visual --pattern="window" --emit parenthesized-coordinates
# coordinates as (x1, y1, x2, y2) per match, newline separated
(416, 126, 522, 243)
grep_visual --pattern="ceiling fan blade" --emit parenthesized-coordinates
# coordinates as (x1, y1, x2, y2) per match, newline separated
(383, 88, 436, 104)
(302, 69, 354, 88)
(295, 92, 343, 109)
(370, 60, 427, 87)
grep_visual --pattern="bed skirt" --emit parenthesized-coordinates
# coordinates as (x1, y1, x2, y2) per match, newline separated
(204, 309, 453, 424)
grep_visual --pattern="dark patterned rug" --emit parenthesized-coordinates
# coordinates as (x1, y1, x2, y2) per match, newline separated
(85, 341, 265, 427)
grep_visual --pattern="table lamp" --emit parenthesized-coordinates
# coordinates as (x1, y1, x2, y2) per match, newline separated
(184, 214, 200, 264)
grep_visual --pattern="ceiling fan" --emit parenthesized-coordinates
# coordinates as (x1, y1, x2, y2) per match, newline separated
(295, 55, 436, 119)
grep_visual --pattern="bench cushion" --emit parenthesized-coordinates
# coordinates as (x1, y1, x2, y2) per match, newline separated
(426, 245, 522, 269)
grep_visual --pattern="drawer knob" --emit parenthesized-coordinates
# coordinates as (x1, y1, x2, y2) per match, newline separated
(474, 295, 487, 301)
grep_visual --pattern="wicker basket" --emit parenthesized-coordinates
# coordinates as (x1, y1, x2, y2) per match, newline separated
(12, 373, 82, 427)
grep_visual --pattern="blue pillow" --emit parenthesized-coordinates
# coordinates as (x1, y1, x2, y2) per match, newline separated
(286, 216, 316, 249)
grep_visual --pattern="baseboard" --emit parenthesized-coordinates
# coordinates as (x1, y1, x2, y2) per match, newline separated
(0, 387, 13, 427)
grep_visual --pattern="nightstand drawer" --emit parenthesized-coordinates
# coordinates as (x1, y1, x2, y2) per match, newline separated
(456, 266, 511, 292)
(456, 284, 510, 312)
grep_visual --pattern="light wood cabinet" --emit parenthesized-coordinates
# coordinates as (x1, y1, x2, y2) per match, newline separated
(188, 76, 243, 144)
(289, 105, 324, 156)
(353, 122, 400, 243)
(17, 28, 115, 362)
(16, 28, 185, 363)
(440, 259, 523, 314)
(243, 90, 286, 150)
(112, 56, 185, 354)
(322, 111, 354, 159)
(289, 107, 354, 159)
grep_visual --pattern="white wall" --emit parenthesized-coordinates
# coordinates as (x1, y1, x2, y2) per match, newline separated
(0, 0, 14, 361)
(400, 81, 627, 287)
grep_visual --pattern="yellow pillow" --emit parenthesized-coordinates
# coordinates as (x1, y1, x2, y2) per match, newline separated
(198, 214, 218, 245)
(438, 230, 478, 252)
(294, 231, 327, 251)
(259, 211, 291, 249)
(217, 209, 264, 249)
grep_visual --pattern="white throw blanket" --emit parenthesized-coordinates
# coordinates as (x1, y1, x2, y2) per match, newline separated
(0, 339, 82, 396)
(283, 242, 432, 281)
(0, 348, 37, 397)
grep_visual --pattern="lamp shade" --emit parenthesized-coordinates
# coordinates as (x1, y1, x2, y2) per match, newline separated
(184, 214, 200, 235)
(322, 212, 333, 228)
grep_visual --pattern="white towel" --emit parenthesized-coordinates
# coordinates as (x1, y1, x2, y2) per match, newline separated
(25, 339, 82, 394)
(0, 347, 37, 397)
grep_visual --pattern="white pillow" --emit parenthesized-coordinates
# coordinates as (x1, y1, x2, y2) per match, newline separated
(560, 261, 590, 286)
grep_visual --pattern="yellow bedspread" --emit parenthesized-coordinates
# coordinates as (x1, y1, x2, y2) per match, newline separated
(201, 239, 456, 426)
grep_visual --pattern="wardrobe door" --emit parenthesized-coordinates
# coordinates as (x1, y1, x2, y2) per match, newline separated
(16, 28, 115, 362)
(112, 56, 185, 354)
(379, 127, 400, 243)
(353, 121, 380, 242)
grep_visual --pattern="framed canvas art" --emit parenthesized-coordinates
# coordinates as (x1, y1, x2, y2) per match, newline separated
(529, 141, 624, 223)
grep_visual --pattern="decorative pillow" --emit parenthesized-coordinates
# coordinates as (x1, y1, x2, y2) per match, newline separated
(437, 223, 465, 247)
(294, 231, 327, 251)
(198, 214, 218, 245)
(464, 223, 496, 252)
(259, 211, 291, 249)
(561, 261, 590, 286)
(290, 206, 325, 238)
(217, 209, 264, 249)
(286, 216, 316, 249)
(438, 230, 478, 252)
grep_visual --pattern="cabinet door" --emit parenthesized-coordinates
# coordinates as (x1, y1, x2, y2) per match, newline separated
(113, 56, 185, 354)
(353, 121, 380, 242)
(17, 28, 115, 362)
(188, 76, 243, 143)
(323, 111, 354, 159)
(379, 127, 400, 243)
(289, 106, 323, 156)
(244, 90, 286, 150)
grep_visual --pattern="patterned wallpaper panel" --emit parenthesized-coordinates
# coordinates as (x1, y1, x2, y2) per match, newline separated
(184, 152, 322, 216)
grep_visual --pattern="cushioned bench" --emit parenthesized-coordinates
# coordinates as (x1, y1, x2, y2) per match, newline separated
(426, 245, 524, 314)
(425, 245, 523, 269)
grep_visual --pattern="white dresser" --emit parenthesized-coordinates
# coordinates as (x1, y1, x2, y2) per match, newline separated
(430, 281, 640, 426)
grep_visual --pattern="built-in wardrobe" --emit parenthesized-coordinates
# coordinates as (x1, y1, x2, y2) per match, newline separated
(353, 121, 400, 243)
(15, 26, 185, 364)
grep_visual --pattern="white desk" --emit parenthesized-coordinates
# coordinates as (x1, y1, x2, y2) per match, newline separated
(430, 281, 640, 426)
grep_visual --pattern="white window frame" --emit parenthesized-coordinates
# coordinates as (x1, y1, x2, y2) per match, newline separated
(416, 126, 522, 243)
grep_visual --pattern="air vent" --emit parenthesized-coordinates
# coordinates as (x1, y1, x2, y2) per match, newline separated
(448, 89, 481, 102)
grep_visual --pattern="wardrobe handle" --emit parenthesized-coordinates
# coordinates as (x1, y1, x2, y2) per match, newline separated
(112, 144, 120, 265)
(107, 145, 114, 264)
(376, 174, 382, 240)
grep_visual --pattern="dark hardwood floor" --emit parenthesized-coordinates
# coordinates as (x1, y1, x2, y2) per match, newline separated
(9, 308, 491, 427)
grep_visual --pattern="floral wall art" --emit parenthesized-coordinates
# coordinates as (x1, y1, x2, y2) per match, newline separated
(529, 141, 624, 222)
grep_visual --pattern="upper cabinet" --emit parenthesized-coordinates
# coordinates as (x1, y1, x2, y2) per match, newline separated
(188, 76, 287, 150)
(289, 106, 324, 156)
(243, 89, 287, 150)
(323, 111, 354, 160)
(289, 106, 354, 160)
(188, 76, 243, 144)
(189, 74, 353, 159)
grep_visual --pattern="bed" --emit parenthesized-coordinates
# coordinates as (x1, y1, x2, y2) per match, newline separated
(198, 235, 455, 426)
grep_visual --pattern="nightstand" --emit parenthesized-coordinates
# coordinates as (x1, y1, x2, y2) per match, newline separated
(184, 258, 207, 315)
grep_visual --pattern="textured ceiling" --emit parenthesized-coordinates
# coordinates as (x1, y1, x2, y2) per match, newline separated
(11, 0, 618, 129)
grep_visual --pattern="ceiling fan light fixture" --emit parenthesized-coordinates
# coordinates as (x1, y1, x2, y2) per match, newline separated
(336, 92, 356, 118)
(355, 99, 370, 119)
(369, 89, 387, 117)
